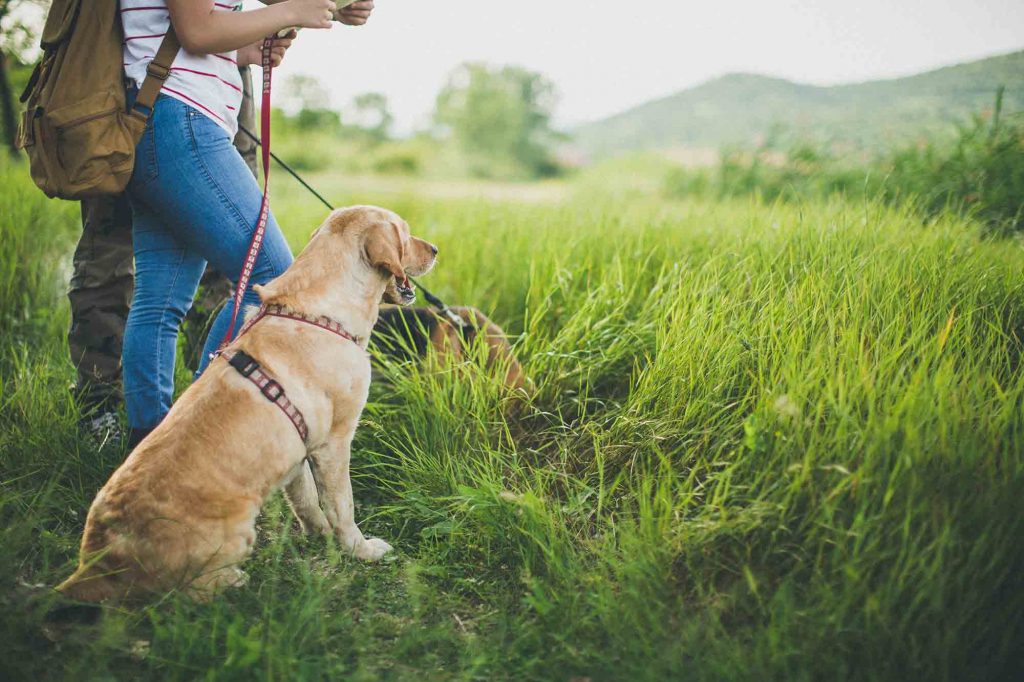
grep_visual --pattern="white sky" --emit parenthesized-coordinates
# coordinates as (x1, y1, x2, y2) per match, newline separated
(251, 0, 1024, 133)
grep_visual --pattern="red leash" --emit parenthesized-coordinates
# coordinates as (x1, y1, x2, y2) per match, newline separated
(219, 36, 275, 349)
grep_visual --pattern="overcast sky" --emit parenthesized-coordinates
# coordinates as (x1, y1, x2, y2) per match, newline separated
(247, 0, 1024, 133)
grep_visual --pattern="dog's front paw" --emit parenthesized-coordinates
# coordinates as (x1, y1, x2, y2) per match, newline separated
(354, 537, 394, 562)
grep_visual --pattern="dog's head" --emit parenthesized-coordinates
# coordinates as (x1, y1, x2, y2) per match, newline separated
(359, 209, 437, 305)
(258, 206, 437, 311)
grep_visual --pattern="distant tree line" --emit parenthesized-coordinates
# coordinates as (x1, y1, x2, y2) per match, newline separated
(277, 62, 563, 180)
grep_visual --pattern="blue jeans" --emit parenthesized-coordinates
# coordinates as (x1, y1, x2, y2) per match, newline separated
(123, 95, 293, 429)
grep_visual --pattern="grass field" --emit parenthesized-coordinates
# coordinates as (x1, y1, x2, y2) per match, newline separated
(1, 158, 1023, 681)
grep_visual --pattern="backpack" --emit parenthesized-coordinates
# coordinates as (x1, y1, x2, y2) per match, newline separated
(17, 0, 179, 200)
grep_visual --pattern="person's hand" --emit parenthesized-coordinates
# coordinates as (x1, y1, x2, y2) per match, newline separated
(238, 31, 295, 68)
(286, 0, 335, 29)
(335, 0, 374, 26)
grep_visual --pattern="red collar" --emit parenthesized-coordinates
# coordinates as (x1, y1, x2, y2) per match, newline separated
(237, 304, 364, 348)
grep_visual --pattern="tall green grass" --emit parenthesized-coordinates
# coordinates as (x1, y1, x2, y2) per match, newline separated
(0, 163, 77, 341)
(1, 157, 1023, 680)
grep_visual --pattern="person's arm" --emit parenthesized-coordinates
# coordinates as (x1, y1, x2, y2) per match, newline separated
(167, 0, 334, 55)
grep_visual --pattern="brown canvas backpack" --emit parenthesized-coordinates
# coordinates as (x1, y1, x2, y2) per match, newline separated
(17, 0, 179, 200)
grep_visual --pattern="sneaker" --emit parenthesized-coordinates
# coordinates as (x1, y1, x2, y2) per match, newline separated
(80, 410, 123, 448)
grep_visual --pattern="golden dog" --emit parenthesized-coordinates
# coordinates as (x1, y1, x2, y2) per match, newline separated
(58, 206, 437, 603)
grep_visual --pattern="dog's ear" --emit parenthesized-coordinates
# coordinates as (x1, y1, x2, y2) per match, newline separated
(364, 221, 406, 281)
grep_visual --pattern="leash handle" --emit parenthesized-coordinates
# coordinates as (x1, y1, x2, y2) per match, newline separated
(219, 37, 275, 350)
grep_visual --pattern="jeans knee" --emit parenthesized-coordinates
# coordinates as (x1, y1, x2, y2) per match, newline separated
(166, 295, 195, 322)
(129, 298, 191, 332)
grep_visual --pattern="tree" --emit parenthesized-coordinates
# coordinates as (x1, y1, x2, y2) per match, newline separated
(434, 62, 561, 178)
(0, 0, 46, 157)
(346, 92, 392, 142)
(278, 73, 340, 132)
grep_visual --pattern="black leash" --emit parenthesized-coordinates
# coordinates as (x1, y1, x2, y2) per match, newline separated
(237, 124, 464, 327)
(238, 125, 335, 210)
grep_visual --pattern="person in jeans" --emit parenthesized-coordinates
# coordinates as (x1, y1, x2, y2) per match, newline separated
(73, 68, 254, 440)
(73, 1, 375, 443)
(117, 0, 346, 447)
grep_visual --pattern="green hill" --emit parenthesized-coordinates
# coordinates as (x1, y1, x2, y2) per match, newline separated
(572, 49, 1024, 158)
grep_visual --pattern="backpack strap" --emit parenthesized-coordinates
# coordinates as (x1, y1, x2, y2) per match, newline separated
(130, 25, 181, 122)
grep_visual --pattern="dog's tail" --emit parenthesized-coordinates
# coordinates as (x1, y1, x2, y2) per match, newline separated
(55, 568, 121, 604)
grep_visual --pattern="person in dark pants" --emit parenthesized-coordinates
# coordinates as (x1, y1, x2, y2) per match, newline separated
(73, 2, 375, 442)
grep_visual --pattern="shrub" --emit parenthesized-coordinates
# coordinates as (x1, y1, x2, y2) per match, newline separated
(882, 88, 1024, 233)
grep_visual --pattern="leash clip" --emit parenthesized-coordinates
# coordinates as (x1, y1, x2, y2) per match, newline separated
(441, 307, 466, 328)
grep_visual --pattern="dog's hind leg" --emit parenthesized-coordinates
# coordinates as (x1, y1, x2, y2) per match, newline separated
(282, 460, 331, 536)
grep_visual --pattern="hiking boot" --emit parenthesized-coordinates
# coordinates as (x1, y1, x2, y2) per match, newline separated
(79, 409, 123, 448)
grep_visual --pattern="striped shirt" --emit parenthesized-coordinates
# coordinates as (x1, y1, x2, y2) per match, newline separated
(121, 1, 244, 136)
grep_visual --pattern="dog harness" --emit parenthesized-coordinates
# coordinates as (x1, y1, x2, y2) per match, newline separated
(224, 349, 309, 442)
(223, 304, 363, 443)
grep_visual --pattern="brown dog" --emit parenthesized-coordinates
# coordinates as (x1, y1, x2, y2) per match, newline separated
(58, 206, 436, 603)
(372, 306, 526, 392)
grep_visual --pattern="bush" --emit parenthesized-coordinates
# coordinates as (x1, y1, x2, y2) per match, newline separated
(370, 144, 423, 175)
(666, 143, 871, 203)
(883, 88, 1024, 233)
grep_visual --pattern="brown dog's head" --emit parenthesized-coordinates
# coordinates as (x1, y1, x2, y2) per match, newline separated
(359, 208, 437, 305)
(257, 206, 437, 311)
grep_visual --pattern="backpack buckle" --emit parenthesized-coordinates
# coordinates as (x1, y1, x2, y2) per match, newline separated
(146, 61, 171, 81)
